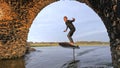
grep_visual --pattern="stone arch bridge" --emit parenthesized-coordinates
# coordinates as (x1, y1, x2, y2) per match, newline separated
(0, 0, 120, 67)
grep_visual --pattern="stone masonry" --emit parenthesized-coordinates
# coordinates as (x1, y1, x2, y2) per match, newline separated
(0, 0, 120, 68)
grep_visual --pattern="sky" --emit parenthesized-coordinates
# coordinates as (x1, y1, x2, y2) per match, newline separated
(27, 0, 110, 42)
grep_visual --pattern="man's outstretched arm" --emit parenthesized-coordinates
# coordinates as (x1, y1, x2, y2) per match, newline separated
(71, 18, 75, 22)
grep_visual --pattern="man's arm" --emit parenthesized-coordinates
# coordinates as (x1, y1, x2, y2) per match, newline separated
(64, 26, 68, 32)
(70, 18, 75, 22)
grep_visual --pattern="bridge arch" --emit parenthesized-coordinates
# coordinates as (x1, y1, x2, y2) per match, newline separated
(0, 0, 120, 67)
(28, 1, 109, 43)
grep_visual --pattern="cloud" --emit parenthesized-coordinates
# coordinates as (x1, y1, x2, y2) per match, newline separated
(78, 30, 107, 37)
(74, 30, 109, 42)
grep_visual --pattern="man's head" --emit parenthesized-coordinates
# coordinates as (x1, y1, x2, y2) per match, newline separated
(64, 16, 68, 22)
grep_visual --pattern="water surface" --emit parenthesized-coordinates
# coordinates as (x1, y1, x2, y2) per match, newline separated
(0, 46, 113, 68)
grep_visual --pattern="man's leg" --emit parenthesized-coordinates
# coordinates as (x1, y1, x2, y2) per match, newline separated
(67, 30, 75, 45)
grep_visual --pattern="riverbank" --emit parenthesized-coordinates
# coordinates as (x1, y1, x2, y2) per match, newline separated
(28, 41, 109, 47)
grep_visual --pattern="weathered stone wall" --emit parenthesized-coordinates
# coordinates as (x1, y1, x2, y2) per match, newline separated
(77, 0, 120, 68)
(0, 0, 57, 59)
(0, 0, 120, 68)
(0, 1, 27, 59)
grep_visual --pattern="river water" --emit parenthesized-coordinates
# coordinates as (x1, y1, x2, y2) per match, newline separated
(0, 46, 113, 68)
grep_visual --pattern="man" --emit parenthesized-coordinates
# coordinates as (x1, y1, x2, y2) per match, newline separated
(63, 16, 76, 46)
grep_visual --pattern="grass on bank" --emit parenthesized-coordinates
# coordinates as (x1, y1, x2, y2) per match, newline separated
(28, 41, 109, 47)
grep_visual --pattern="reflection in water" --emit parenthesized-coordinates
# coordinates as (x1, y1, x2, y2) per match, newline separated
(0, 58, 25, 68)
(77, 47, 101, 56)
(61, 60, 80, 68)
(0, 46, 112, 68)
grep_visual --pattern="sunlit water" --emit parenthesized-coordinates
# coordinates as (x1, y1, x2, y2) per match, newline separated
(0, 46, 113, 68)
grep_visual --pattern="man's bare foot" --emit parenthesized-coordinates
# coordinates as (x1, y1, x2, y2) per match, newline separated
(69, 42, 74, 45)
(69, 42, 80, 49)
